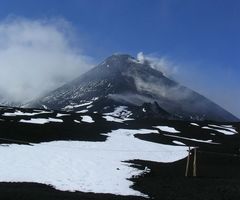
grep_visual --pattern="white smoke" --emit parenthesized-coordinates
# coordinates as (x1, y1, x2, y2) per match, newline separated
(135, 52, 189, 101)
(0, 16, 94, 103)
(136, 52, 145, 64)
(137, 52, 178, 77)
(136, 52, 240, 119)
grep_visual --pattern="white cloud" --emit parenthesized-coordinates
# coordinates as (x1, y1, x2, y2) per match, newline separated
(0, 16, 94, 103)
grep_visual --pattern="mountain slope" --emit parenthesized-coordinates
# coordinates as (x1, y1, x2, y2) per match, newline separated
(26, 54, 239, 122)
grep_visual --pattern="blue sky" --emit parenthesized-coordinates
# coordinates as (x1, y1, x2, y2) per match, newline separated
(0, 0, 239, 118)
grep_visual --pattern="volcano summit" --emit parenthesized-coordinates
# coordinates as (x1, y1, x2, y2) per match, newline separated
(26, 54, 238, 122)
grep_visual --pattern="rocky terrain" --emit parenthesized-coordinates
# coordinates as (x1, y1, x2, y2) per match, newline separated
(0, 105, 239, 199)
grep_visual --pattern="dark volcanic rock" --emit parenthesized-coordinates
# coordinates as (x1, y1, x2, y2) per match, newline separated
(0, 105, 240, 199)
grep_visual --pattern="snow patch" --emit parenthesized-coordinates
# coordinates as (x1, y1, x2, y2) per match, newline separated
(3, 110, 54, 117)
(208, 124, 237, 134)
(81, 116, 94, 123)
(103, 116, 125, 123)
(164, 134, 220, 145)
(42, 105, 48, 109)
(103, 106, 134, 122)
(172, 140, 185, 145)
(190, 123, 199, 126)
(56, 113, 70, 117)
(3, 111, 38, 117)
(74, 102, 93, 107)
(154, 126, 180, 133)
(19, 118, 63, 124)
(202, 125, 237, 135)
(63, 102, 92, 111)
(91, 97, 99, 101)
(76, 110, 88, 113)
(0, 129, 189, 196)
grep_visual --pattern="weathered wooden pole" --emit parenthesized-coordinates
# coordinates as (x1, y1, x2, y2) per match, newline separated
(185, 147, 191, 177)
(193, 148, 197, 177)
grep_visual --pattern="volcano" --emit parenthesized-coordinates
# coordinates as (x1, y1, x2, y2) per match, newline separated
(0, 54, 240, 199)
(26, 54, 238, 122)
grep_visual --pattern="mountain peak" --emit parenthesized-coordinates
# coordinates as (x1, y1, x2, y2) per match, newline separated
(104, 54, 137, 65)
(109, 53, 134, 59)
(99, 53, 152, 75)
(26, 54, 239, 122)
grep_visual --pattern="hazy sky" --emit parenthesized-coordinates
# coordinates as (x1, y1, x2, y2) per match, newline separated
(0, 0, 239, 118)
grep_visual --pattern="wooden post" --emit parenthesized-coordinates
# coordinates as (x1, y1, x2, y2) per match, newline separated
(185, 147, 190, 177)
(193, 148, 197, 177)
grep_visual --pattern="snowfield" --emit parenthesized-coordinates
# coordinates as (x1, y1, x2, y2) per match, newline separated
(164, 134, 220, 145)
(19, 118, 63, 124)
(154, 126, 180, 133)
(202, 125, 237, 135)
(0, 128, 189, 197)
(103, 106, 134, 123)
(81, 115, 95, 123)
(2, 110, 52, 117)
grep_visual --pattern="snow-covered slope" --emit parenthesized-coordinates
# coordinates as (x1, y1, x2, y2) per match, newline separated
(0, 106, 239, 197)
(25, 54, 238, 122)
(0, 129, 189, 196)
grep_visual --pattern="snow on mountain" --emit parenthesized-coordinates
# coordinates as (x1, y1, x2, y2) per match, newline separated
(25, 54, 239, 122)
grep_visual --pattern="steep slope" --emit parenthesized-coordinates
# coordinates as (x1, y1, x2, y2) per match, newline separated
(26, 54, 238, 122)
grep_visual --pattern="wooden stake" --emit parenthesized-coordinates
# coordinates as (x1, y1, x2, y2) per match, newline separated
(193, 148, 197, 177)
(185, 147, 190, 177)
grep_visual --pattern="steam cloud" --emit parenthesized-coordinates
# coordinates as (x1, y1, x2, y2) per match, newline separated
(137, 52, 178, 78)
(136, 52, 240, 119)
(0, 17, 94, 103)
(135, 52, 191, 101)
